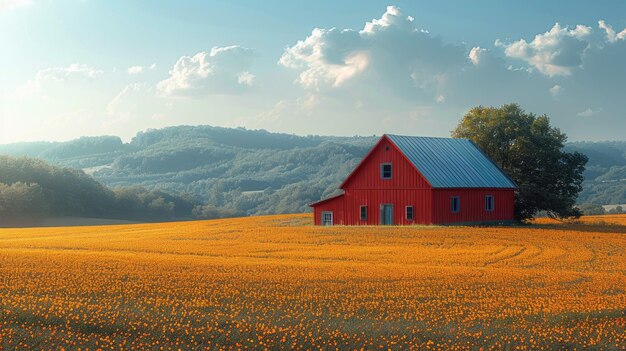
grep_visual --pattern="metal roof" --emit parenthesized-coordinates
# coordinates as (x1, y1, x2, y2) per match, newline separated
(309, 193, 344, 207)
(386, 135, 517, 188)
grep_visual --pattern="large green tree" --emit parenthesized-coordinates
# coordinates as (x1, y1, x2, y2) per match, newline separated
(452, 104, 588, 222)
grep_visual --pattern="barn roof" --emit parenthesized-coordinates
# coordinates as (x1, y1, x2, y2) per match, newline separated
(309, 193, 344, 207)
(386, 134, 517, 189)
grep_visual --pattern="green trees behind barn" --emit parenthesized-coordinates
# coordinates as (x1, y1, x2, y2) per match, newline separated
(452, 104, 588, 222)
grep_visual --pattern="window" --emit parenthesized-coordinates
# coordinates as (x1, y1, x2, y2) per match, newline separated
(360, 206, 368, 221)
(381, 163, 392, 179)
(451, 196, 460, 213)
(322, 211, 333, 226)
(485, 195, 494, 211)
(406, 206, 414, 221)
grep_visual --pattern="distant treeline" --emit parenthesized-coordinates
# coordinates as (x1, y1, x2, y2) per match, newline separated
(0, 125, 624, 219)
(0, 156, 231, 222)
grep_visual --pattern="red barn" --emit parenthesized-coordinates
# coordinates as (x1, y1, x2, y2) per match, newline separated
(310, 134, 517, 225)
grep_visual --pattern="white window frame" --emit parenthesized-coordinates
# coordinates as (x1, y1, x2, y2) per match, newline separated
(485, 195, 494, 211)
(321, 211, 333, 226)
(451, 196, 460, 213)
(380, 163, 392, 179)
(405, 205, 414, 221)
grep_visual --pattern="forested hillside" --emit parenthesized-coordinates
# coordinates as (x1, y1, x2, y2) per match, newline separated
(0, 126, 376, 217)
(0, 125, 623, 218)
(565, 141, 626, 205)
(0, 156, 198, 224)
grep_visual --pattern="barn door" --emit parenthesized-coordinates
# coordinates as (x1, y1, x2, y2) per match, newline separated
(380, 204, 393, 225)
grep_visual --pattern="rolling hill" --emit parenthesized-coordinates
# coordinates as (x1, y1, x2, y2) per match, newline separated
(0, 125, 624, 218)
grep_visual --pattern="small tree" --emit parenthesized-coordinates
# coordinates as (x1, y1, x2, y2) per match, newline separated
(452, 103, 588, 222)
(578, 203, 606, 216)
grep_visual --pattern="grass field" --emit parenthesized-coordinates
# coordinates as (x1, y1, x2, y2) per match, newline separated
(1, 214, 625, 350)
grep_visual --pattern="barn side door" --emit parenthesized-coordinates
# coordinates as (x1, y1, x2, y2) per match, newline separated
(380, 204, 393, 225)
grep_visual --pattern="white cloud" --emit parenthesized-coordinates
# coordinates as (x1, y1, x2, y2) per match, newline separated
(127, 66, 144, 75)
(279, 5, 464, 96)
(468, 47, 487, 65)
(35, 63, 102, 81)
(279, 27, 367, 89)
(577, 107, 601, 117)
(0, 0, 31, 11)
(127, 63, 157, 75)
(598, 20, 626, 43)
(361, 5, 414, 34)
(237, 71, 255, 86)
(157, 46, 257, 97)
(549, 84, 561, 97)
(17, 63, 103, 97)
(496, 23, 592, 77)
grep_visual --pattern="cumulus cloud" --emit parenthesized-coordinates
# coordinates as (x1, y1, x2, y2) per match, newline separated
(17, 63, 103, 96)
(0, 0, 31, 11)
(598, 20, 626, 43)
(157, 46, 257, 97)
(496, 23, 592, 77)
(549, 84, 561, 97)
(279, 5, 464, 98)
(468, 47, 487, 65)
(279, 27, 367, 89)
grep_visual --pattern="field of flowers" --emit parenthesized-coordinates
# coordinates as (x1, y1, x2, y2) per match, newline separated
(534, 214, 626, 226)
(1, 214, 625, 350)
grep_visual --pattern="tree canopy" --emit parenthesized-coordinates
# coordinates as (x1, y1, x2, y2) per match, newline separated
(452, 104, 588, 222)
(0, 156, 202, 224)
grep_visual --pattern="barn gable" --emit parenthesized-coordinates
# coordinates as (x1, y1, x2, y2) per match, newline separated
(340, 135, 431, 190)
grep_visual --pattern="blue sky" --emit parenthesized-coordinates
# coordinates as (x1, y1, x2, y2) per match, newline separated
(1, 0, 625, 143)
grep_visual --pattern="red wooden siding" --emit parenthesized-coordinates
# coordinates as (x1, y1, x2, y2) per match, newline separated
(313, 195, 345, 225)
(343, 189, 432, 225)
(341, 138, 431, 190)
(311, 134, 516, 225)
(431, 189, 514, 224)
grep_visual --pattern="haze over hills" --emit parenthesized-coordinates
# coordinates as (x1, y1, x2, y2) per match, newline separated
(0, 125, 624, 218)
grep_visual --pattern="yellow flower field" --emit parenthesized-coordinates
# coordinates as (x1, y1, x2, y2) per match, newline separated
(1, 214, 625, 350)
(534, 214, 626, 226)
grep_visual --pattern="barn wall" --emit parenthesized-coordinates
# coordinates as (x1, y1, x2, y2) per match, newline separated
(312, 134, 516, 226)
(313, 195, 345, 225)
(342, 137, 431, 190)
(431, 189, 514, 224)
(344, 189, 433, 225)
